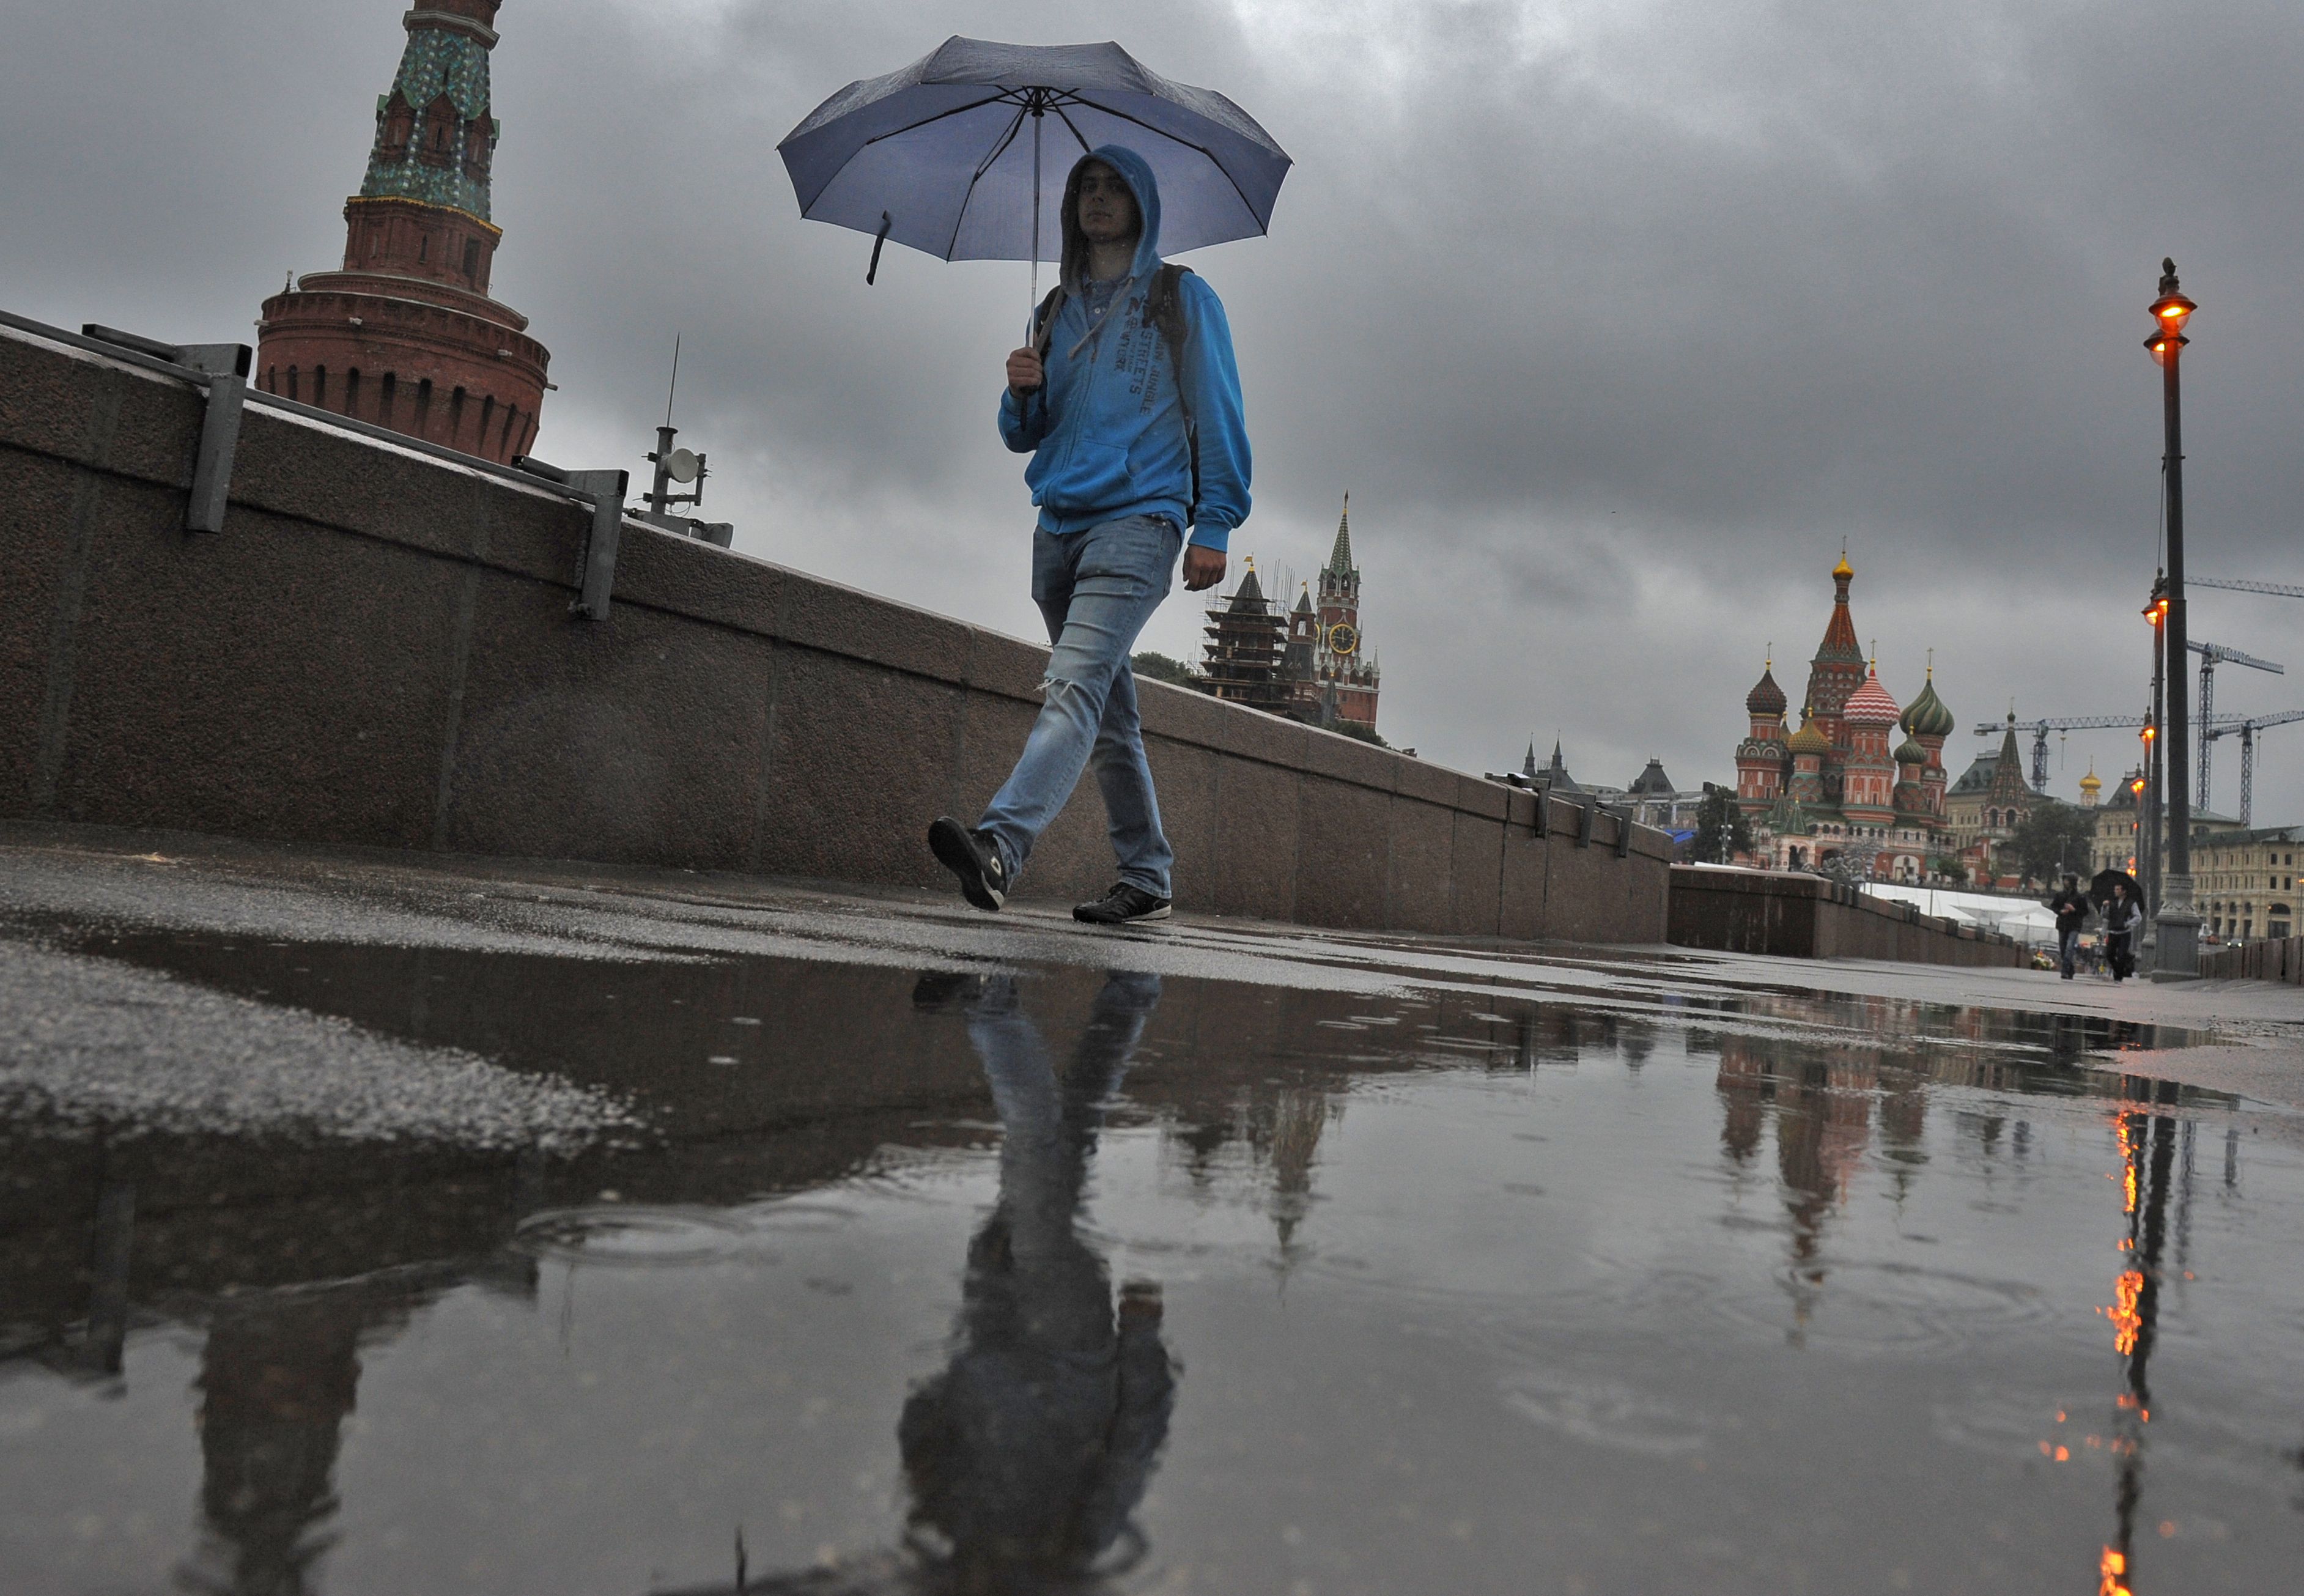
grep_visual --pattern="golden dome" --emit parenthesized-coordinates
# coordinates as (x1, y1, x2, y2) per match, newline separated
(2080, 764, 2102, 793)
(1831, 549, 1855, 581)
(1787, 706, 1833, 756)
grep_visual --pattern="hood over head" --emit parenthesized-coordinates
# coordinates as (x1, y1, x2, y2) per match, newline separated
(1060, 144, 1162, 294)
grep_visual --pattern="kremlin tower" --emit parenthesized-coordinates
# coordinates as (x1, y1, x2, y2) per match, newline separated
(253, 1, 549, 464)
(1310, 496, 1380, 729)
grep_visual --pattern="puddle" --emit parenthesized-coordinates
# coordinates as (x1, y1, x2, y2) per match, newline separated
(4, 900, 2302, 1595)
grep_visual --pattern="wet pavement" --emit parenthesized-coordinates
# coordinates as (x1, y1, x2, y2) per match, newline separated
(4, 827, 2303, 1595)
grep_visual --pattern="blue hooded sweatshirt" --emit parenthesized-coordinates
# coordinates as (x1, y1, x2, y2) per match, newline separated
(997, 144, 1252, 552)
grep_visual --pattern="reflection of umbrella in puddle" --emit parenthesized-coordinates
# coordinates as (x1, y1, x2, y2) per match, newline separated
(778, 36, 1291, 316)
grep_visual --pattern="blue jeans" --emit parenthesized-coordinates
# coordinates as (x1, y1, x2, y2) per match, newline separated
(978, 514, 1181, 897)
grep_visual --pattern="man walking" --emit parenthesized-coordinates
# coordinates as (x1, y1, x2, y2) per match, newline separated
(929, 145, 1250, 925)
(2103, 879, 2143, 982)
(2048, 874, 2091, 980)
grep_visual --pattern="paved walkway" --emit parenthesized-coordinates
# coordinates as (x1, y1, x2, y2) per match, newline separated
(6, 822, 2301, 1120)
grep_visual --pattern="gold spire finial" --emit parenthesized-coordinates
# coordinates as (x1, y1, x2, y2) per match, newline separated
(1926, 647, 1935, 679)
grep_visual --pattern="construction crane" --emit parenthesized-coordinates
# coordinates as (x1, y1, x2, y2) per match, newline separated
(2201, 709, 2304, 824)
(2191, 640, 2284, 808)
(1971, 712, 2250, 793)
(2191, 577, 2304, 599)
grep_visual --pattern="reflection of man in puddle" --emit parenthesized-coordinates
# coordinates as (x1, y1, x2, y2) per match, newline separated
(901, 972, 1176, 1590)
(179, 1284, 419, 1596)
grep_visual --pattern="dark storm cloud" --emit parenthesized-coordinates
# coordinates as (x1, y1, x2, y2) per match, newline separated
(6, 1, 2300, 808)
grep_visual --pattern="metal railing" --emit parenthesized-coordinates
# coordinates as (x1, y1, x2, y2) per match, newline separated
(0, 306, 739, 619)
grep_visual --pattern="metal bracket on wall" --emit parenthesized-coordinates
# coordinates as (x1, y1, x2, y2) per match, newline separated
(1575, 799, 1595, 849)
(79, 326, 251, 533)
(515, 458, 630, 619)
(1612, 807, 1632, 859)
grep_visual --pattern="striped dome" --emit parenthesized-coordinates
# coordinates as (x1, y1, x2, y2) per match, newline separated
(1894, 737, 1929, 767)
(1844, 668, 1902, 726)
(1901, 673, 1955, 737)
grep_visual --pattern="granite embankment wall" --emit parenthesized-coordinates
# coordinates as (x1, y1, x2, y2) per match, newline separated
(1668, 865, 2026, 966)
(2200, 936, 2304, 983)
(0, 317, 1669, 940)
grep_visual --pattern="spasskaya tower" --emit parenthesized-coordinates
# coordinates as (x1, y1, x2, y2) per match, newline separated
(254, 1, 548, 463)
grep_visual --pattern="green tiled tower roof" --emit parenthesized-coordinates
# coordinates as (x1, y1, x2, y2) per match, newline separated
(361, 10, 500, 220)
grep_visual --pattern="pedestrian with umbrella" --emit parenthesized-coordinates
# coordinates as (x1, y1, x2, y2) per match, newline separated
(2099, 875, 2144, 982)
(780, 40, 1287, 924)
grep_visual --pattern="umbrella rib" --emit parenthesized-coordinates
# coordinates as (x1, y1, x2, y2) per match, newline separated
(1066, 95, 1269, 234)
(855, 91, 1014, 152)
(1051, 104, 1096, 156)
(943, 102, 1032, 260)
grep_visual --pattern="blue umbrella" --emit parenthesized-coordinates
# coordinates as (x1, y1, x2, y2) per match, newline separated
(779, 36, 1291, 311)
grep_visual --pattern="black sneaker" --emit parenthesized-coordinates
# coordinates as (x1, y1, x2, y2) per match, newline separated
(928, 817, 1007, 912)
(1074, 883, 1172, 925)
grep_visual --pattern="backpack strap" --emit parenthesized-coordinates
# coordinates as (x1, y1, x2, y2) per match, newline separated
(1145, 264, 1200, 521)
(1146, 264, 1194, 391)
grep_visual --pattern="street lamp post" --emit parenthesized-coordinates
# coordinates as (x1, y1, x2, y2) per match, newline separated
(2146, 259, 2201, 978)
(2141, 582, 2165, 954)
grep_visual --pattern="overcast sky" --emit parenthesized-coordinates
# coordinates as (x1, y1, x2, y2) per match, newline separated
(7, 1, 2302, 818)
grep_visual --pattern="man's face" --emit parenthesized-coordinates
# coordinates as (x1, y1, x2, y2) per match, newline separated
(1074, 163, 1139, 245)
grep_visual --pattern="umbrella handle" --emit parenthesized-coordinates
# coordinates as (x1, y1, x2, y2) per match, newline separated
(866, 212, 891, 285)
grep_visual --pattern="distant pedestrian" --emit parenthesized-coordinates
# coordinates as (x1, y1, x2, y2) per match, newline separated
(928, 145, 1251, 926)
(2103, 881, 2143, 981)
(2048, 874, 2091, 980)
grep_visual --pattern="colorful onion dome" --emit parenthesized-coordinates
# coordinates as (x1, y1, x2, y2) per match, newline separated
(1894, 736, 1929, 767)
(1844, 666, 1902, 726)
(1787, 707, 1832, 757)
(1900, 671, 1955, 737)
(1745, 664, 1787, 717)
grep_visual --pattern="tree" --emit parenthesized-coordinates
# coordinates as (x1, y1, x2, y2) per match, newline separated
(1326, 718, 1391, 748)
(1689, 785, 1754, 864)
(2007, 800, 2095, 886)
(1130, 651, 1194, 686)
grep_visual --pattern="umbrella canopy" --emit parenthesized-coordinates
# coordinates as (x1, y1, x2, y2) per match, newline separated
(2089, 867, 2141, 907)
(778, 36, 1291, 272)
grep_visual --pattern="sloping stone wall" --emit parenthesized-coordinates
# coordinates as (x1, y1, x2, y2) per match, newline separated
(0, 319, 1671, 941)
(1667, 865, 2026, 966)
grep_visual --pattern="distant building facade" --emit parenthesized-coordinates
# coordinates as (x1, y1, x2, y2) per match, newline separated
(1496, 743, 1707, 833)
(2198, 827, 2303, 943)
(254, 0, 550, 463)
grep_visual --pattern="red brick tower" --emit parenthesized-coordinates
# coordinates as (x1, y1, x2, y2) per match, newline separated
(254, 1, 548, 463)
(1313, 495, 1380, 729)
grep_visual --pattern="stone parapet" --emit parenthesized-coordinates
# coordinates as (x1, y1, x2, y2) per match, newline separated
(0, 320, 1671, 942)
(1667, 865, 2026, 966)
(2198, 936, 2303, 984)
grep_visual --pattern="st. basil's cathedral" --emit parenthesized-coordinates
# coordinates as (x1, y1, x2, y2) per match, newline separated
(1732, 553, 1971, 881)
